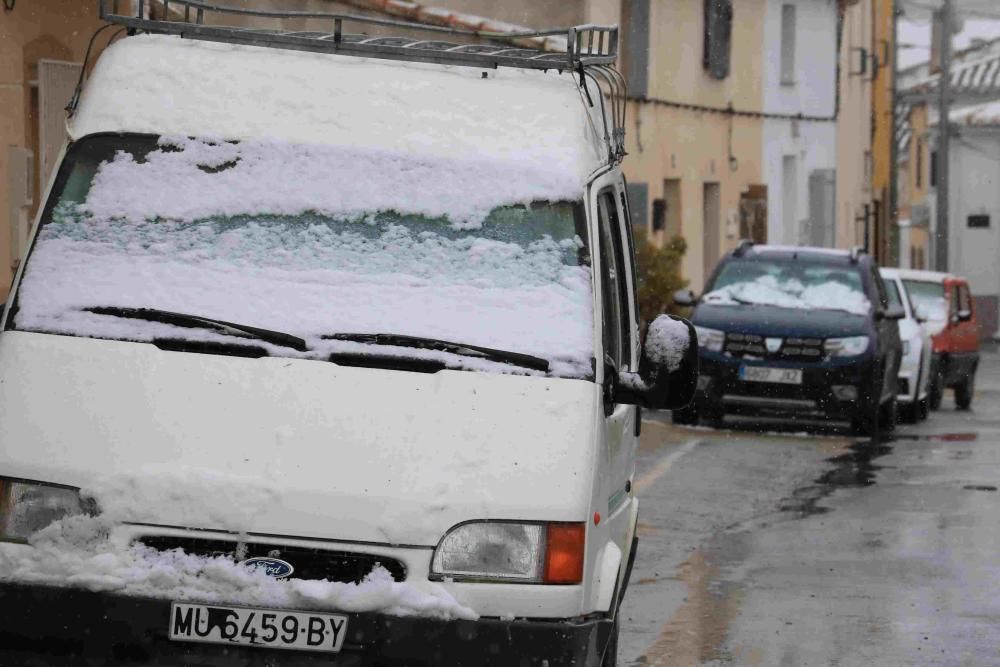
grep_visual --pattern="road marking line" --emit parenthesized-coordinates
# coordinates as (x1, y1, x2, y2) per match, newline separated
(634, 439, 700, 493)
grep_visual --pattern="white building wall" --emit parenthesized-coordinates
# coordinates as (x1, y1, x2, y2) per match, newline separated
(761, 0, 838, 245)
(949, 133, 1000, 337)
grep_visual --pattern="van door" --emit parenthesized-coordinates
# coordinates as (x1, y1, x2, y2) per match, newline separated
(590, 172, 639, 567)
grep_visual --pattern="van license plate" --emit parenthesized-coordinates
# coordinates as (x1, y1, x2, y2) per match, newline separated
(169, 603, 348, 653)
(739, 366, 802, 385)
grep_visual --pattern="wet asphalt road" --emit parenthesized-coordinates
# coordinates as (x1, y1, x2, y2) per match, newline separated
(620, 345, 1000, 666)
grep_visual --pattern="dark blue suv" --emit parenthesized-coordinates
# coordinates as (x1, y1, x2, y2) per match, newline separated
(672, 243, 904, 435)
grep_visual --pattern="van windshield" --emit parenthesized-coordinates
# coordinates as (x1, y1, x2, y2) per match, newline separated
(11, 134, 594, 378)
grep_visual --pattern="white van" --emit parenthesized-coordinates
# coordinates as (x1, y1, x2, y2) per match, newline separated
(0, 3, 696, 665)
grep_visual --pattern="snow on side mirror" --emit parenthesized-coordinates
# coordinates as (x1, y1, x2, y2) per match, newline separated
(913, 303, 929, 323)
(673, 289, 697, 307)
(617, 315, 698, 411)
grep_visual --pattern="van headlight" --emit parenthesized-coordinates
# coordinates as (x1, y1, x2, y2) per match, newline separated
(693, 326, 725, 352)
(430, 521, 584, 584)
(0, 478, 94, 542)
(824, 336, 870, 357)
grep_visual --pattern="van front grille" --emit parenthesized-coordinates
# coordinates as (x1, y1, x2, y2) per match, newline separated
(138, 536, 407, 583)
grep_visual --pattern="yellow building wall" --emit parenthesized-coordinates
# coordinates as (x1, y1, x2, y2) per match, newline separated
(871, 0, 895, 263)
(0, 0, 108, 300)
(621, 0, 764, 291)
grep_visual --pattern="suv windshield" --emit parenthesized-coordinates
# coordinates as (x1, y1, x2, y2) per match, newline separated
(10, 134, 594, 377)
(703, 257, 871, 315)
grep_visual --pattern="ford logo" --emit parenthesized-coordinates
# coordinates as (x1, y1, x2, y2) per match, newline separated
(240, 556, 294, 579)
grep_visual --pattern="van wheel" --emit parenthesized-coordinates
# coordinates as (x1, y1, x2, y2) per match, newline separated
(601, 617, 619, 667)
(955, 368, 976, 410)
(917, 397, 929, 421)
(900, 402, 919, 424)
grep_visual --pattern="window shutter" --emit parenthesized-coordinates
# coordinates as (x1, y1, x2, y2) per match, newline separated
(703, 0, 733, 80)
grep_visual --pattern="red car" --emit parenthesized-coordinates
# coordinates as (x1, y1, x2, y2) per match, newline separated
(898, 270, 980, 409)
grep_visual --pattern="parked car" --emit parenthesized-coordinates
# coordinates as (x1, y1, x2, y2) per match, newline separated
(880, 268, 933, 422)
(896, 269, 981, 410)
(0, 6, 698, 666)
(673, 242, 903, 436)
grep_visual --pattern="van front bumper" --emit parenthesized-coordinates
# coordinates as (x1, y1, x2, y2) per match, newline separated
(0, 582, 612, 666)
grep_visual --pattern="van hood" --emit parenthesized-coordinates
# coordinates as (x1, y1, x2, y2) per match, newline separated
(0, 332, 598, 546)
(692, 304, 870, 338)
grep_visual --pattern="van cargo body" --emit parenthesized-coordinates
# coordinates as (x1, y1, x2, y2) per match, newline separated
(0, 5, 696, 665)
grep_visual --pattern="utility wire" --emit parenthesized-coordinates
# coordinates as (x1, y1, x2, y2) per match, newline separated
(627, 95, 836, 122)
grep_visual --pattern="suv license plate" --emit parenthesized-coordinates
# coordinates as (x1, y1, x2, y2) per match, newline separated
(739, 366, 802, 385)
(169, 603, 348, 653)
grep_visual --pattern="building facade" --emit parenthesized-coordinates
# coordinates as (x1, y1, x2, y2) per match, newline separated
(835, 0, 895, 260)
(0, 0, 110, 301)
(761, 0, 838, 248)
(897, 38, 1000, 339)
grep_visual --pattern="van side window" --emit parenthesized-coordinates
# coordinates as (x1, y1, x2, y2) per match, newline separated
(597, 191, 630, 370)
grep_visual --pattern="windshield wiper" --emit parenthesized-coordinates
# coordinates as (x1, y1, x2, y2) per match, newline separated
(322, 333, 550, 373)
(84, 306, 308, 352)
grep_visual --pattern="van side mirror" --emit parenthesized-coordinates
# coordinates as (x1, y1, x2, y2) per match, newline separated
(956, 309, 972, 322)
(673, 289, 697, 307)
(913, 303, 929, 323)
(617, 315, 698, 411)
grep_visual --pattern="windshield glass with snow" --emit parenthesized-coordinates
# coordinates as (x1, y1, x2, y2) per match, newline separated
(703, 258, 871, 315)
(11, 135, 594, 378)
(902, 279, 948, 317)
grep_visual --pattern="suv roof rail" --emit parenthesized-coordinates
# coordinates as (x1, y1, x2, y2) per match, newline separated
(733, 239, 755, 257)
(95, 0, 628, 166)
(849, 246, 867, 263)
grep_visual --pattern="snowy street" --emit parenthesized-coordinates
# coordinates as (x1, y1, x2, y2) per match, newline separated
(620, 344, 1000, 666)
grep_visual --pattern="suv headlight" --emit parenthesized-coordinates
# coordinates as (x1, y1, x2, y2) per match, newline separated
(430, 521, 584, 584)
(693, 326, 725, 352)
(0, 478, 94, 542)
(825, 336, 870, 357)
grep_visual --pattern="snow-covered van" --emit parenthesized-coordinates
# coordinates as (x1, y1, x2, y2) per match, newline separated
(0, 3, 696, 665)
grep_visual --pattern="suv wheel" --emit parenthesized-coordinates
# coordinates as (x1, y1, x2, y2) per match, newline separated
(880, 397, 897, 432)
(671, 405, 699, 425)
(853, 398, 881, 438)
(929, 366, 944, 410)
(955, 367, 977, 410)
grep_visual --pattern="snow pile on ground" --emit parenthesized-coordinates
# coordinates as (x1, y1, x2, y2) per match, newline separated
(16, 137, 594, 377)
(0, 515, 476, 620)
(73, 34, 603, 187)
(644, 315, 690, 372)
(704, 275, 871, 315)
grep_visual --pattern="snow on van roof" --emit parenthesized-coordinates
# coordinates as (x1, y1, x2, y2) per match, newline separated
(72, 35, 606, 187)
(891, 268, 954, 283)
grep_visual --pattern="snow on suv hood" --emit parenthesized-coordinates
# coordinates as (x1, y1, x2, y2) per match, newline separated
(0, 332, 598, 546)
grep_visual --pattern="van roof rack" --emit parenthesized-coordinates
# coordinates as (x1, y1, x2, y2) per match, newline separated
(96, 0, 628, 165)
(99, 0, 618, 71)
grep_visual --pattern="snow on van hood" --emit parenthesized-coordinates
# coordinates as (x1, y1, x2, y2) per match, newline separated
(0, 332, 598, 546)
(72, 34, 606, 185)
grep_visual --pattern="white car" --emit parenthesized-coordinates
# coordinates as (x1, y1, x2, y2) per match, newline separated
(880, 268, 933, 422)
(0, 4, 698, 666)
